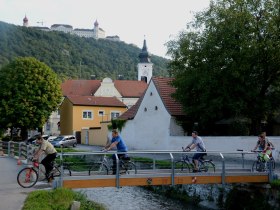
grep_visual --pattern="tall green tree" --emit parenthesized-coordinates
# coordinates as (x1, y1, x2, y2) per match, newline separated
(167, 0, 280, 135)
(0, 57, 62, 140)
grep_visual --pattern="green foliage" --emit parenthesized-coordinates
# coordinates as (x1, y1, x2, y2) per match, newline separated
(108, 119, 127, 132)
(0, 21, 169, 80)
(225, 187, 272, 210)
(0, 57, 62, 139)
(270, 179, 280, 189)
(167, 0, 280, 135)
(22, 188, 106, 210)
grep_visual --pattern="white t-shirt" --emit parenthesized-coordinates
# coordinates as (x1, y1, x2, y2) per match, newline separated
(192, 136, 206, 152)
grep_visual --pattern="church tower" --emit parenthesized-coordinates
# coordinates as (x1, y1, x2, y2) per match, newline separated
(137, 39, 153, 83)
(23, 15, 29, 27)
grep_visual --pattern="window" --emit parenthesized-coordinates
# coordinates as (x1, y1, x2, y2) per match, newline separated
(111, 111, 120, 119)
(98, 110, 105, 116)
(83, 111, 93, 119)
(46, 121, 51, 131)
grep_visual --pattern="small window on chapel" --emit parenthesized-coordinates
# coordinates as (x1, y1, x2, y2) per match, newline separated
(155, 106, 158, 110)
(150, 92, 153, 96)
(144, 107, 147, 112)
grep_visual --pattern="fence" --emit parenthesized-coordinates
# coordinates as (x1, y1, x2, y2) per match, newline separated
(0, 140, 34, 160)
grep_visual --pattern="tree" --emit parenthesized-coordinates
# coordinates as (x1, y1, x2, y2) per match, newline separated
(0, 57, 62, 140)
(167, 0, 280, 135)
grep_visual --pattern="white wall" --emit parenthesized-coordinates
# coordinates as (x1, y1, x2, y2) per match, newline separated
(120, 80, 171, 150)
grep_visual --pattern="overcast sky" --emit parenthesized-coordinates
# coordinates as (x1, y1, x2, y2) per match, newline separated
(0, 0, 210, 58)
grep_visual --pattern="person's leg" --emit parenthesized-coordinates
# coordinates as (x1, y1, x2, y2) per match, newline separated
(41, 153, 56, 178)
(192, 153, 200, 171)
(112, 154, 117, 174)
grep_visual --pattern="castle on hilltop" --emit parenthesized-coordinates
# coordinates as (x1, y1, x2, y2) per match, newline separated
(23, 15, 120, 41)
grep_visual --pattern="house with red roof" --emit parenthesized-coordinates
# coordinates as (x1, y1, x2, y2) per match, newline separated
(45, 39, 153, 143)
(60, 95, 127, 144)
(118, 77, 188, 150)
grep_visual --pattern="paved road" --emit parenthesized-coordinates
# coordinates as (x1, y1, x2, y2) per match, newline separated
(0, 156, 51, 210)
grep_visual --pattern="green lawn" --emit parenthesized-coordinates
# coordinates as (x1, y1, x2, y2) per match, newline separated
(22, 188, 106, 210)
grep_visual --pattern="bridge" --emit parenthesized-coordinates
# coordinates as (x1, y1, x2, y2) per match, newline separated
(0, 141, 277, 189)
(54, 150, 278, 189)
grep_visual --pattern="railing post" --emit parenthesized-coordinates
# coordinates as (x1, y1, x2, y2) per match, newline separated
(115, 153, 120, 188)
(0, 141, 3, 156)
(19, 142, 24, 158)
(220, 153, 225, 187)
(268, 159, 274, 182)
(56, 151, 64, 189)
(8, 141, 12, 156)
(241, 152, 244, 169)
(153, 156, 156, 170)
(170, 153, 174, 186)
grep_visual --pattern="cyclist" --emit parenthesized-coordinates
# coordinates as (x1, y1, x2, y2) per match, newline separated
(103, 129, 128, 174)
(33, 135, 57, 182)
(184, 131, 206, 172)
(252, 134, 273, 162)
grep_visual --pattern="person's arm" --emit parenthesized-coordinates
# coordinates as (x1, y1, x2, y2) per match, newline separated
(105, 141, 118, 151)
(33, 148, 44, 160)
(184, 143, 195, 151)
(269, 141, 275, 149)
(252, 142, 258, 151)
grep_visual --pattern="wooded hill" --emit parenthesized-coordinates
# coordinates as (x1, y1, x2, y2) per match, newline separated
(0, 21, 169, 80)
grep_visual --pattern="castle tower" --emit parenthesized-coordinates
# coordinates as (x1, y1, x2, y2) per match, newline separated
(93, 19, 99, 39)
(23, 15, 29, 27)
(137, 39, 153, 83)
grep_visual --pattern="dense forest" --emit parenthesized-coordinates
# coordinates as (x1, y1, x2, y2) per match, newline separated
(0, 21, 169, 80)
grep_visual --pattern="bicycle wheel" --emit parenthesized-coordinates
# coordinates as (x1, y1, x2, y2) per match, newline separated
(17, 167, 38, 188)
(89, 163, 109, 175)
(270, 158, 275, 170)
(122, 161, 137, 174)
(51, 165, 61, 178)
(200, 161, 215, 172)
(252, 161, 263, 172)
(174, 161, 191, 173)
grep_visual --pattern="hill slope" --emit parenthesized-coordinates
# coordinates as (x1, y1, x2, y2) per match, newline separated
(0, 21, 169, 80)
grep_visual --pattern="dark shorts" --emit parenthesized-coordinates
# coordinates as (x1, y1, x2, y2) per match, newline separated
(192, 152, 205, 160)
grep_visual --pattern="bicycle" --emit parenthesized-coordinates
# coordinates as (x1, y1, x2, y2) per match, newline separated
(175, 147, 215, 173)
(89, 153, 137, 175)
(251, 150, 275, 172)
(17, 158, 65, 188)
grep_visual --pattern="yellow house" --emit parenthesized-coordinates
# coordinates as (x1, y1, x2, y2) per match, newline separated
(60, 95, 127, 136)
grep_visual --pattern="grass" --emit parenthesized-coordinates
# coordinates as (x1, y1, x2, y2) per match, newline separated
(22, 188, 106, 210)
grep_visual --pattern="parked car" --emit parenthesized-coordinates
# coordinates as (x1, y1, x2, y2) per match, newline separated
(47, 136, 57, 142)
(50, 135, 77, 147)
(26, 134, 49, 145)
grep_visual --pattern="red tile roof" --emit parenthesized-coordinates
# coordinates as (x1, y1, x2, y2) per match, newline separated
(153, 77, 185, 116)
(66, 95, 127, 107)
(114, 80, 148, 97)
(120, 77, 185, 120)
(61, 80, 101, 96)
(61, 79, 148, 98)
(119, 93, 145, 120)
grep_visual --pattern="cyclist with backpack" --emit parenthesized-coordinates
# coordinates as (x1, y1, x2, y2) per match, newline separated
(252, 133, 273, 162)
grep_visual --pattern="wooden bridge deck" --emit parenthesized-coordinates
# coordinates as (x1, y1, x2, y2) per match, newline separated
(60, 169, 270, 188)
